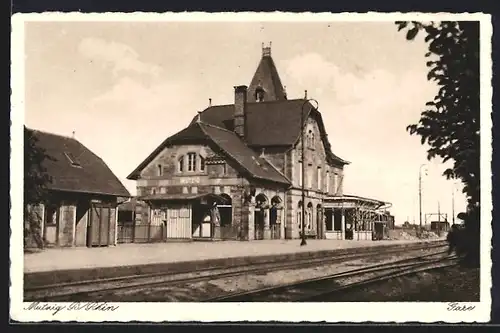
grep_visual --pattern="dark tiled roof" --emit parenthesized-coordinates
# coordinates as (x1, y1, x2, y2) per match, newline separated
(29, 128, 131, 197)
(127, 122, 290, 185)
(200, 123, 290, 184)
(190, 99, 349, 165)
(247, 55, 287, 102)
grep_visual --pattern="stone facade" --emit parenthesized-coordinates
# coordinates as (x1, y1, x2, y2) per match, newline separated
(132, 116, 343, 241)
(134, 139, 290, 241)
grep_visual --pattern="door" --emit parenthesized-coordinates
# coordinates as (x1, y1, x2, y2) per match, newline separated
(254, 209, 264, 240)
(166, 204, 192, 239)
(201, 214, 212, 238)
(87, 204, 113, 247)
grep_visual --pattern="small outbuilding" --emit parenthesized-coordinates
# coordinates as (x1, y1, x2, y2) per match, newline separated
(25, 129, 130, 248)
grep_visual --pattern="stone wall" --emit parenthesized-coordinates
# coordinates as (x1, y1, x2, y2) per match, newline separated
(58, 203, 76, 247)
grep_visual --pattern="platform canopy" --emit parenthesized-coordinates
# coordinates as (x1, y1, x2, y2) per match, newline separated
(323, 194, 391, 211)
(138, 193, 231, 205)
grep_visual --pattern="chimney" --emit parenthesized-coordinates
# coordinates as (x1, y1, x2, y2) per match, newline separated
(234, 85, 248, 139)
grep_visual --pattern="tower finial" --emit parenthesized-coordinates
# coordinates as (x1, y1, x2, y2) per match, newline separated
(304, 90, 308, 99)
(72, 130, 75, 139)
(209, 98, 212, 107)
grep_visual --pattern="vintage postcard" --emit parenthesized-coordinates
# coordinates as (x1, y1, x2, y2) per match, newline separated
(10, 12, 492, 323)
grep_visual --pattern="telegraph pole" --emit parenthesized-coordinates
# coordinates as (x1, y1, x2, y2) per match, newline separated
(300, 97, 318, 246)
(418, 164, 426, 236)
(437, 201, 441, 236)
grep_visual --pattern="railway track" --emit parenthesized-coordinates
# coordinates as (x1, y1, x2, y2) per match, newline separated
(203, 250, 457, 302)
(25, 241, 447, 301)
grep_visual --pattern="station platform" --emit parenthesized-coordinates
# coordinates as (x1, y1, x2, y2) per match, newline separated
(23, 238, 448, 289)
(24, 239, 439, 274)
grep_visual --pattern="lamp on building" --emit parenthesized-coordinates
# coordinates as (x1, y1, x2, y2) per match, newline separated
(300, 98, 319, 246)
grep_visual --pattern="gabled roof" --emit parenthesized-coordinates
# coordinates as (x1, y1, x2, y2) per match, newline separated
(247, 53, 287, 102)
(190, 99, 349, 166)
(126, 122, 290, 185)
(28, 128, 131, 197)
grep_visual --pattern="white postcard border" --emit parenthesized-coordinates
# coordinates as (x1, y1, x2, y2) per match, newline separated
(10, 11, 493, 323)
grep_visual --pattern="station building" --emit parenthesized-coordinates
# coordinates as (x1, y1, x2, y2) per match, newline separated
(126, 44, 392, 241)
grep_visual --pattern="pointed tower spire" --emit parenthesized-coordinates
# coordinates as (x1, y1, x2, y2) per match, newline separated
(247, 42, 286, 102)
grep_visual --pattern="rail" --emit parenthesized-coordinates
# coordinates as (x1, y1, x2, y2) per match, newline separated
(204, 252, 456, 302)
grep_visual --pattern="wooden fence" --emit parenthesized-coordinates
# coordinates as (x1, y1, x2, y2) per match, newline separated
(117, 223, 165, 244)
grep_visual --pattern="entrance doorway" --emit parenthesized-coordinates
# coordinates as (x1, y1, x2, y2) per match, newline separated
(254, 193, 268, 240)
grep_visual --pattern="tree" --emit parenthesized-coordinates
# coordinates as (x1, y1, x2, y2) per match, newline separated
(396, 21, 480, 265)
(24, 126, 54, 248)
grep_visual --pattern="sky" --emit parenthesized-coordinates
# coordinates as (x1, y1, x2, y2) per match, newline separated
(23, 19, 468, 225)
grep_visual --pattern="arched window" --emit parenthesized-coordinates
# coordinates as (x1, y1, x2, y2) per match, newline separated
(270, 196, 282, 225)
(178, 156, 184, 172)
(255, 86, 265, 102)
(311, 132, 315, 148)
(307, 202, 313, 230)
(157, 164, 163, 176)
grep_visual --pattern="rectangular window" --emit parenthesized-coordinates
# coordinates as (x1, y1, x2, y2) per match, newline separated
(45, 205, 58, 225)
(200, 156, 205, 172)
(333, 210, 342, 231)
(298, 161, 303, 187)
(187, 153, 196, 172)
(317, 167, 322, 190)
(307, 164, 313, 188)
(333, 173, 337, 194)
(157, 164, 163, 176)
(325, 210, 333, 231)
(326, 171, 330, 193)
(222, 163, 227, 175)
(160, 187, 166, 194)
